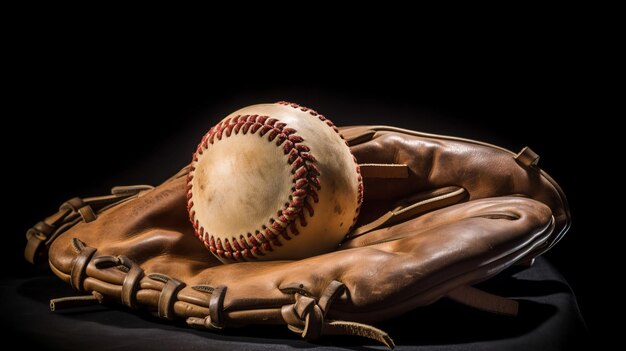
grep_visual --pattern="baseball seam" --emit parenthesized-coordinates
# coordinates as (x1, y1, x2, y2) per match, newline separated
(187, 113, 321, 261)
(276, 101, 363, 231)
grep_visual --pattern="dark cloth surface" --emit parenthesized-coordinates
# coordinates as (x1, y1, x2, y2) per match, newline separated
(1, 257, 587, 350)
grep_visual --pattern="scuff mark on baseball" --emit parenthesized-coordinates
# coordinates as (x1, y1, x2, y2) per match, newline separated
(186, 102, 363, 263)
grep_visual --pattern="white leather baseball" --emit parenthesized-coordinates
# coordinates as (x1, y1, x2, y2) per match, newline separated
(187, 102, 363, 263)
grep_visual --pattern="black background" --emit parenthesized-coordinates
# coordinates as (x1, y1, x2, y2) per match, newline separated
(4, 26, 607, 346)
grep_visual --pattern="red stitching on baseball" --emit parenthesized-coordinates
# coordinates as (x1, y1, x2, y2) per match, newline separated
(276, 101, 363, 232)
(187, 112, 322, 261)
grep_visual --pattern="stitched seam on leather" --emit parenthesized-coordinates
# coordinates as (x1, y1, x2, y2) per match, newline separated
(148, 273, 170, 283)
(187, 112, 322, 261)
(276, 101, 363, 231)
(192, 285, 215, 293)
(71, 238, 85, 253)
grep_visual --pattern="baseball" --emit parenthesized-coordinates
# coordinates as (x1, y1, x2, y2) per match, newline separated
(187, 102, 363, 263)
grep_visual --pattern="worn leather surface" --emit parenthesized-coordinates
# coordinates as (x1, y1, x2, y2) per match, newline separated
(42, 125, 570, 345)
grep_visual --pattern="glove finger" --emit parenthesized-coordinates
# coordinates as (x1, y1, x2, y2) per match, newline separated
(341, 125, 569, 253)
(49, 174, 216, 278)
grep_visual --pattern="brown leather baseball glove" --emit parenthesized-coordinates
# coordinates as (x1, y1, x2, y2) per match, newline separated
(24, 124, 570, 348)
